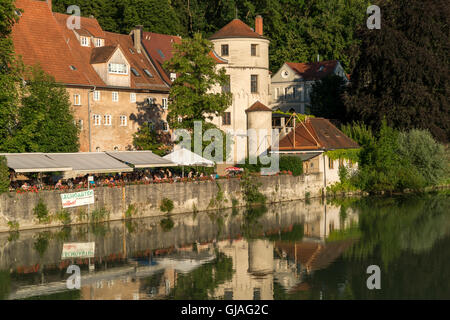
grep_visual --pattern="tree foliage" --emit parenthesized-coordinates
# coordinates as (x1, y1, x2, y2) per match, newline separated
(0, 0, 21, 152)
(310, 75, 348, 122)
(164, 33, 231, 130)
(344, 0, 450, 142)
(132, 124, 169, 156)
(279, 155, 303, 176)
(397, 129, 447, 186)
(13, 66, 79, 153)
(0, 156, 10, 193)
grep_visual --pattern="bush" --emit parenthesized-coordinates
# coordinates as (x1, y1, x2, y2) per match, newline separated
(279, 156, 303, 176)
(240, 171, 266, 206)
(125, 204, 138, 219)
(160, 198, 174, 214)
(7, 221, 19, 232)
(0, 156, 10, 194)
(34, 199, 50, 223)
(397, 129, 446, 186)
(55, 209, 71, 225)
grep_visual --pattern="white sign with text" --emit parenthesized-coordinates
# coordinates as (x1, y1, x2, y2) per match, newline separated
(61, 190, 94, 208)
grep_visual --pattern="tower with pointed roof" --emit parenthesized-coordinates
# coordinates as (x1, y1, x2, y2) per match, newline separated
(209, 16, 272, 163)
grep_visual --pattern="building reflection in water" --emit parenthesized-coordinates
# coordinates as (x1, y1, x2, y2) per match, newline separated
(2, 199, 360, 300)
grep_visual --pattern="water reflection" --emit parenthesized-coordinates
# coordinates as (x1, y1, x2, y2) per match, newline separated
(0, 193, 449, 300)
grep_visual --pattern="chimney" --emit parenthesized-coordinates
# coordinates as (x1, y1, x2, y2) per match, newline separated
(255, 15, 263, 36)
(133, 25, 143, 53)
(46, 0, 52, 11)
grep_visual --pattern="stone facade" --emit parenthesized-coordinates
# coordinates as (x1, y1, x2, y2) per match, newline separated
(209, 20, 272, 162)
(0, 173, 324, 232)
(68, 87, 169, 152)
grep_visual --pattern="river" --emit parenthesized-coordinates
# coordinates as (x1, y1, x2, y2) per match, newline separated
(0, 192, 449, 300)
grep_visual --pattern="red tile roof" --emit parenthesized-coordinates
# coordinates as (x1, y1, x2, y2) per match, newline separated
(90, 45, 117, 64)
(141, 31, 181, 84)
(286, 60, 340, 81)
(12, 0, 168, 91)
(103, 31, 169, 91)
(246, 101, 272, 113)
(278, 118, 359, 151)
(12, 0, 91, 85)
(209, 19, 266, 40)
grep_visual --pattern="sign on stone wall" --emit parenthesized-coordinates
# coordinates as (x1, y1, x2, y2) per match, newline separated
(61, 242, 95, 260)
(61, 190, 94, 208)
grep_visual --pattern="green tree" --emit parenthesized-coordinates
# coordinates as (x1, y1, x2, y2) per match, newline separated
(356, 121, 426, 193)
(164, 33, 231, 130)
(0, 156, 10, 193)
(310, 75, 348, 122)
(132, 124, 168, 156)
(164, 33, 232, 158)
(0, 0, 21, 152)
(13, 66, 79, 152)
(397, 129, 447, 186)
(344, 0, 450, 142)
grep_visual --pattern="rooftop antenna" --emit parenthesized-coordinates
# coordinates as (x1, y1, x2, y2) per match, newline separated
(235, 6, 238, 19)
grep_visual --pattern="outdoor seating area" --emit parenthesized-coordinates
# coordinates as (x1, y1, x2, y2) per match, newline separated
(1, 150, 226, 194)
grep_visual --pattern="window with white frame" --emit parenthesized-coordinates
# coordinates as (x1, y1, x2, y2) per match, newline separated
(93, 114, 101, 126)
(162, 98, 168, 110)
(130, 93, 136, 103)
(81, 36, 90, 47)
(112, 92, 119, 102)
(120, 115, 127, 127)
(94, 38, 104, 47)
(108, 63, 128, 75)
(74, 94, 81, 105)
(93, 90, 100, 101)
(104, 114, 112, 126)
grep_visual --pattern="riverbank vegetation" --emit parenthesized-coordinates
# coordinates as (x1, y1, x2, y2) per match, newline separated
(327, 121, 448, 195)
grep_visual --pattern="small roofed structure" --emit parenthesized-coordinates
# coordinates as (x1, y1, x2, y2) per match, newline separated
(0, 153, 72, 173)
(106, 151, 177, 168)
(47, 153, 133, 176)
(163, 148, 215, 167)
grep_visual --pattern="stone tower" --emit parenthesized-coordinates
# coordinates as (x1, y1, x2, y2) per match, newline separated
(209, 16, 271, 163)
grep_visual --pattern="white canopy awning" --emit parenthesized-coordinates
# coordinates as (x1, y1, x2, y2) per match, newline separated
(0, 153, 72, 173)
(106, 151, 177, 168)
(48, 153, 133, 174)
(163, 148, 215, 167)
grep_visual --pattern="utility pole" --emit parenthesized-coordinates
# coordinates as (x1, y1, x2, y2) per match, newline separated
(88, 87, 96, 152)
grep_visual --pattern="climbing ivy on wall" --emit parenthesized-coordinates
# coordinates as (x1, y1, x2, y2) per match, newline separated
(324, 148, 360, 163)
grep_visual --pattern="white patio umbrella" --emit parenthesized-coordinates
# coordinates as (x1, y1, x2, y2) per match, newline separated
(163, 147, 215, 177)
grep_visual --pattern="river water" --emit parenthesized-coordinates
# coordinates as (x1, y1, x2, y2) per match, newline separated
(0, 192, 449, 300)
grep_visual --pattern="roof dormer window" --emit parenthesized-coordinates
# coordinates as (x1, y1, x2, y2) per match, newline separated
(143, 69, 153, 78)
(81, 36, 90, 47)
(108, 63, 128, 75)
(131, 67, 140, 77)
(94, 38, 104, 47)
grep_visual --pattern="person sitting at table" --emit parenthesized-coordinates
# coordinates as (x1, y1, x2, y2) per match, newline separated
(55, 180, 63, 189)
